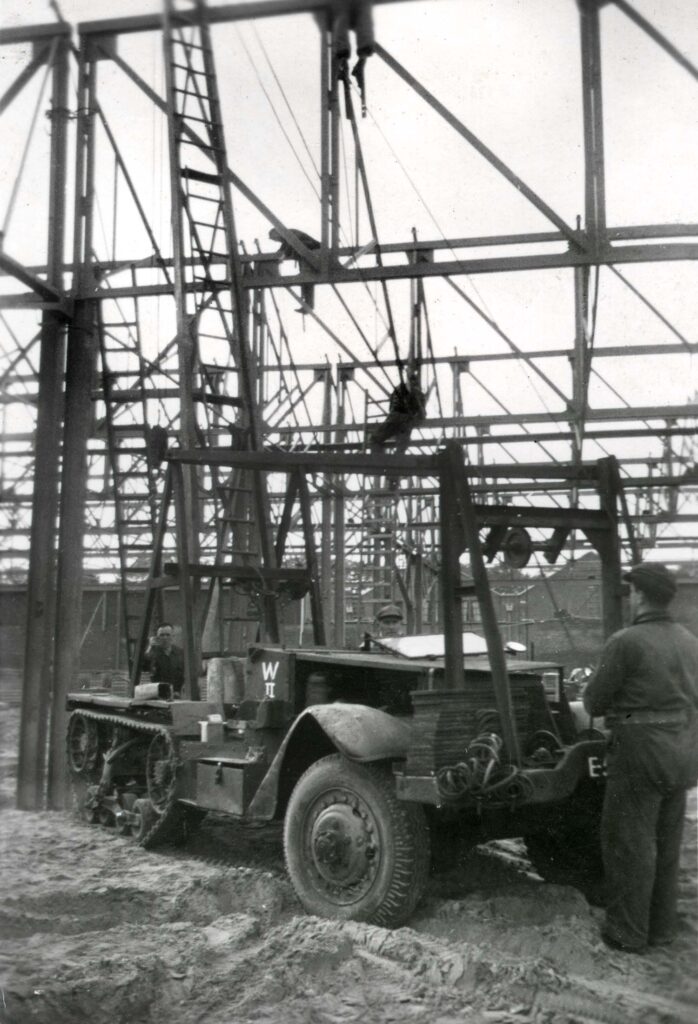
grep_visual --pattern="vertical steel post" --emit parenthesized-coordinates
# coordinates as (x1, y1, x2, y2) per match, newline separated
(443, 441, 521, 764)
(319, 9, 330, 270)
(297, 470, 327, 646)
(172, 461, 200, 698)
(329, 28, 341, 253)
(162, 2, 201, 563)
(319, 368, 333, 631)
(48, 298, 99, 808)
(16, 36, 70, 810)
(333, 369, 348, 647)
(46, 37, 99, 808)
(438, 448, 465, 687)
(596, 457, 624, 638)
(413, 548, 424, 634)
(579, 0, 607, 250)
(571, 262, 590, 478)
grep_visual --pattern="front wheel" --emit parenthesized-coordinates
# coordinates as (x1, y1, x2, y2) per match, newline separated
(284, 754, 430, 928)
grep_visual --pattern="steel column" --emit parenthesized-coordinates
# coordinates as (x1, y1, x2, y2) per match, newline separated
(16, 36, 69, 810)
(172, 461, 200, 699)
(579, 0, 607, 248)
(48, 299, 99, 808)
(333, 370, 348, 647)
(571, 262, 591, 484)
(586, 457, 624, 637)
(329, 26, 341, 254)
(319, 9, 330, 267)
(319, 369, 334, 631)
(447, 442, 521, 765)
(438, 451, 466, 688)
(162, 1, 201, 563)
(46, 37, 99, 809)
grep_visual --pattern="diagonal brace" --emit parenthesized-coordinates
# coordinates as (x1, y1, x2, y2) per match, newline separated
(612, 0, 698, 83)
(0, 44, 50, 116)
(374, 43, 584, 248)
(106, 46, 321, 273)
(0, 250, 64, 305)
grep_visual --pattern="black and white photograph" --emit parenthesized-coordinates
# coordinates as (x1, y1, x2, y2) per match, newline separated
(0, 1, 696, 1022)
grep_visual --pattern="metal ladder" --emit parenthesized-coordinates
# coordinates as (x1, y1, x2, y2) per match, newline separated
(161, 0, 279, 647)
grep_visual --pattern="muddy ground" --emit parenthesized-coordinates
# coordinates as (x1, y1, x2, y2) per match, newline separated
(0, 701, 696, 1024)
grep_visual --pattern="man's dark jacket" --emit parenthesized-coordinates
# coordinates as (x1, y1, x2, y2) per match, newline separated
(583, 612, 698, 790)
(142, 645, 185, 693)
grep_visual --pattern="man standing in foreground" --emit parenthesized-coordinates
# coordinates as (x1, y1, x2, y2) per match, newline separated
(142, 622, 185, 698)
(583, 563, 698, 953)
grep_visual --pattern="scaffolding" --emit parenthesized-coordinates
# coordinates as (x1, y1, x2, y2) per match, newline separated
(0, 0, 697, 808)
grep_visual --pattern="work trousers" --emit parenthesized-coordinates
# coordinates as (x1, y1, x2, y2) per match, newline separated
(333, 2, 375, 58)
(601, 769, 686, 950)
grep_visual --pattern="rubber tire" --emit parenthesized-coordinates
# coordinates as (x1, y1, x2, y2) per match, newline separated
(525, 824, 605, 904)
(284, 754, 430, 928)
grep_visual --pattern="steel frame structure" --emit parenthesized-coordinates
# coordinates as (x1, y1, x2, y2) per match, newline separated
(1, 0, 697, 807)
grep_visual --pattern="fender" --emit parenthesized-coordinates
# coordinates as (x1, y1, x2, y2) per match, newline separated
(246, 704, 412, 820)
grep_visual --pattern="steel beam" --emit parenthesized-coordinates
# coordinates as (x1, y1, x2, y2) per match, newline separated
(6, 223, 697, 283)
(77, 0, 432, 37)
(0, 23, 71, 45)
(65, 241, 698, 302)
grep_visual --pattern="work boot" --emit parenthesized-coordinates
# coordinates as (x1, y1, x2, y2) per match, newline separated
(601, 932, 647, 955)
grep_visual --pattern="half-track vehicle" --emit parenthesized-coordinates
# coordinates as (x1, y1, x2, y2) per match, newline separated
(67, 637, 606, 926)
(66, 443, 621, 926)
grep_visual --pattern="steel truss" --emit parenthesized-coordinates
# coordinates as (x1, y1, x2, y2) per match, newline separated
(0, 0, 697, 807)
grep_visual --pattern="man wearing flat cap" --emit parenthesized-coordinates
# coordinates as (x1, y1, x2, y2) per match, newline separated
(360, 604, 405, 650)
(583, 562, 698, 953)
(375, 604, 405, 639)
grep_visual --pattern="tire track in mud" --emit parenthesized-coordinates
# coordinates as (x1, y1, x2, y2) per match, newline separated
(0, 808, 693, 1024)
(1, 790, 696, 1024)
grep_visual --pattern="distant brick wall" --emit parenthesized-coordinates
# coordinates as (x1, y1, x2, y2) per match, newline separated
(2, 572, 696, 685)
(527, 618, 604, 669)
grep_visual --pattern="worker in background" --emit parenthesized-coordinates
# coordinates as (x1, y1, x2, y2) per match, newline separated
(370, 370, 426, 454)
(375, 604, 405, 639)
(583, 563, 698, 953)
(142, 622, 185, 699)
(269, 227, 320, 313)
(360, 603, 405, 651)
(315, 2, 375, 115)
(146, 423, 169, 466)
(333, 1, 375, 115)
(228, 421, 250, 450)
